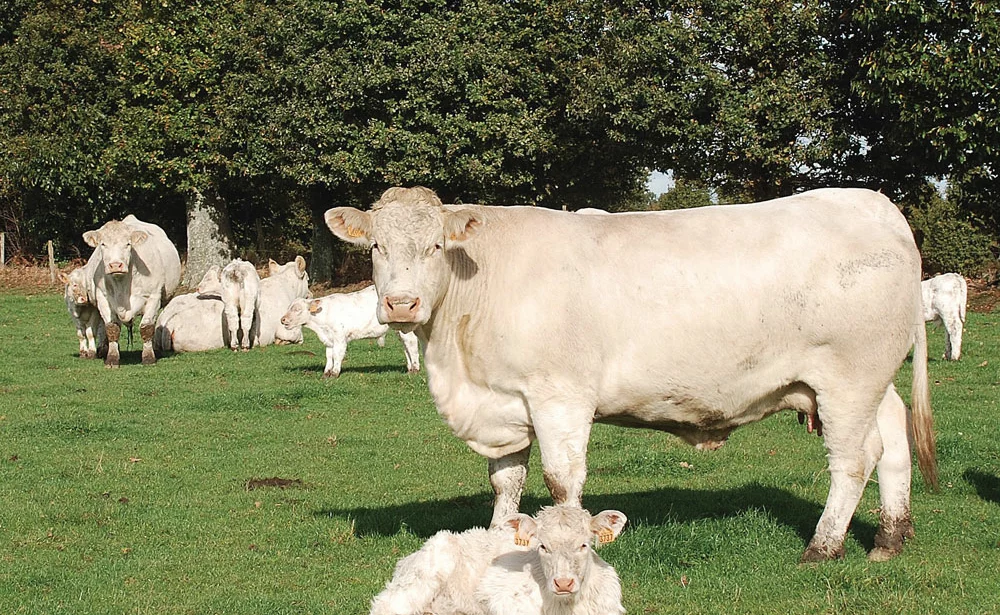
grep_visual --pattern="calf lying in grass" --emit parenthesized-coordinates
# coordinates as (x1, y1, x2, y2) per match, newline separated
(280, 285, 420, 378)
(370, 506, 627, 615)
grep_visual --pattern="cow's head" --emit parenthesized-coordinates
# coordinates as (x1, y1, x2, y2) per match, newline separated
(503, 506, 626, 599)
(60, 268, 91, 305)
(267, 255, 311, 299)
(280, 297, 311, 328)
(196, 266, 222, 297)
(324, 187, 481, 329)
(83, 220, 148, 276)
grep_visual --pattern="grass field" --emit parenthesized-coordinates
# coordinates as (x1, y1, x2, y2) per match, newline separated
(1, 287, 999, 614)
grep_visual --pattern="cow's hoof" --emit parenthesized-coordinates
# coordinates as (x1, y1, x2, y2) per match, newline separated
(868, 546, 900, 562)
(141, 354, 156, 366)
(322, 371, 339, 379)
(104, 362, 119, 369)
(407, 367, 420, 375)
(800, 545, 844, 563)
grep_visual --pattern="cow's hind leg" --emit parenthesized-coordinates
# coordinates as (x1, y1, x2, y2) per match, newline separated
(870, 385, 914, 561)
(943, 315, 963, 361)
(104, 321, 121, 368)
(802, 390, 882, 562)
(140, 322, 156, 365)
(488, 446, 530, 528)
(531, 400, 593, 512)
(224, 303, 240, 351)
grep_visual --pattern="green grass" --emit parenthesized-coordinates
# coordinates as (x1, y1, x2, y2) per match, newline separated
(1, 290, 999, 614)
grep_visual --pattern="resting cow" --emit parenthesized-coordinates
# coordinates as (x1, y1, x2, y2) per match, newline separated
(83, 215, 181, 367)
(921, 272, 967, 361)
(326, 186, 936, 563)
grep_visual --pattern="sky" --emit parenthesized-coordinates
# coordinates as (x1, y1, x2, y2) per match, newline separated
(646, 170, 675, 197)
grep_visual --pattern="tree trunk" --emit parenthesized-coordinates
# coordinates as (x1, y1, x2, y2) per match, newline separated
(307, 184, 339, 285)
(182, 185, 234, 287)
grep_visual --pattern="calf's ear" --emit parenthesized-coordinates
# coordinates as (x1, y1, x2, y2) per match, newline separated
(268, 259, 279, 275)
(308, 299, 323, 315)
(444, 208, 482, 243)
(83, 230, 100, 247)
(295, 255, 307, 273)
(501, 513, 537, 547)
(591, 510, 627, 546)
(58, 272, 70, 284)
(325, 207, 373, 247)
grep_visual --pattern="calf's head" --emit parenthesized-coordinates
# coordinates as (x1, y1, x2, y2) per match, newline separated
(196, 266, 222, 297)
(280, 298, 312, 328)
(325, 186, 481, 329)
(83, 220, 148, 276)
(60, 268, 91, 305)
(504, 506, 627, 599)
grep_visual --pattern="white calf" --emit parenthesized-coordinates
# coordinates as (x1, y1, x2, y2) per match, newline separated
(922, 273, 967, 360)
(198, 259, 261, 351)
(59, 266, 104, 359)
(280, 285, 420, 378)
(369, 506, 626, 615)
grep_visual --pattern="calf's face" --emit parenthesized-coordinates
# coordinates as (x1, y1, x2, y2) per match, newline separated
(325, 187, 480, 329)
(60, 269, 91, 305)
(83, 220, 148, 276)
(280, 298, 311, 328)
(505, 507, 627, 599)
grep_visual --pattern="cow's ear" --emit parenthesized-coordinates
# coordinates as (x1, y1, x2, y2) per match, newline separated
(444, 208, 482, 243)
(83, 230, 100, 247)
(130, 230, 149, 246)
(502, 513, 537, 547)
(591, 510, 627, 546)
(295, 255, 307, 273)
(325, 207, 373, 247)
(308, 299, 323, 315)
(58, 272, 70, 284)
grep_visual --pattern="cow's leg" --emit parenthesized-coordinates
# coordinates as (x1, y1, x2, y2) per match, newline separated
(531, 403, 592, 510)
(488, 446, 531, 528)
(75, 322, 88, 358)
(377, 334, 386, 348)
(104, 321, 121, 368)
(869, 385, 914, 561)
(139, 296, 161, 365)
(398, 331, 420, 374)
(802, 391, 881, 562)
(224, 302, 240, 351)
(323, 339, 346, 378)
(943, 315, 963, 360)
(239, 307, 254, 351)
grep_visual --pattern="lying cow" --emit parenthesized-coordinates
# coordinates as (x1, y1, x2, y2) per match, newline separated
(369, 506, 626, 615)
(921, 272, 967, 361)
(280, 285, 420, 378)
(154, 257, 310, 352)
(59, 264, 105, 359)
(83, 214, 181, 367)
(326, 186, 936, 563)
(197, 259, 262, 351)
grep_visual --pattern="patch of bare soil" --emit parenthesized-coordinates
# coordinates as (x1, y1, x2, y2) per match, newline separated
(0, 262, 82, 293)
(244, 477, 305, 491)
(968, 280, 1000, 314)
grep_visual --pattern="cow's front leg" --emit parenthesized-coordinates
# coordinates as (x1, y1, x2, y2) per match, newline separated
(532, 406, 593, 510)
(139, 296, 161, 365)
(488, 446, 531, 528)
(104, 321, 121, 368)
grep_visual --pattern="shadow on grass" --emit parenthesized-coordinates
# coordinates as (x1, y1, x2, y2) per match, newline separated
(315, 482, 878, 553)
(280, 364, 410, 376)
(963, 468, 1000, 505)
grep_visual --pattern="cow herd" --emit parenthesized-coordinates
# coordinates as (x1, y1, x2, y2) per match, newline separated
(61, 188, 969, 613)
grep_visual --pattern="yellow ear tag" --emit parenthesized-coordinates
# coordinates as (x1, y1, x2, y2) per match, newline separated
(514, 532, 530, 547)
(308, 301, 322, 315)
(346, 226, 365, 238)
(598, 528, 615, 545)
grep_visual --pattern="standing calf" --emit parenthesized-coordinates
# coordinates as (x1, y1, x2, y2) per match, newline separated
(198, 259, 261, 351)
(280, 285, 420, 378)
(370, 506, 626, 615)
(59, 265, 105, 359)
(922, 273, 967, 360)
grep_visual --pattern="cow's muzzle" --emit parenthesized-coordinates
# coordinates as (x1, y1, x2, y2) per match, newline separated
(105, 262, 127, 274)
(383, 295, 421, 323)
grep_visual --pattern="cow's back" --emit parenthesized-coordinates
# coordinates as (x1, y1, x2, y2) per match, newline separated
(122, 215, 182, 298)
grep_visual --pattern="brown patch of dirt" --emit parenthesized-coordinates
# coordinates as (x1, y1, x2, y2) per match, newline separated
(968, 280, 1000, 314)
(0, 263, 82, 293)
(244, 477, 305, 491)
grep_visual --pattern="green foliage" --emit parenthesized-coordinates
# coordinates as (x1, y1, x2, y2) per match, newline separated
(908, 188, 996, 277)
(651, 177, 714, 211)
(2, 290, 1000, 613)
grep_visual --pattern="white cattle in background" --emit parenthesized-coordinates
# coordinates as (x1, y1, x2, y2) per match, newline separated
(921, 272, 967, 361)
(197, 259, 262, 351)
(280, 285, 420, 378)
(59, 263, 105, 359)
(369, 506, 626, 615)
(83, 214, 181, 367)
(155, 256, 310, 352)
(325, 186, 936, 563)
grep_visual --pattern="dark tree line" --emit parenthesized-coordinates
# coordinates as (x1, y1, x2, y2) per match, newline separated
(2, 0, 997, 282)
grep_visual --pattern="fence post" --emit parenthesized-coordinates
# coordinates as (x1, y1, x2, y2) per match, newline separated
(1, 232, 5, 269)
(48, 240, 56, 283)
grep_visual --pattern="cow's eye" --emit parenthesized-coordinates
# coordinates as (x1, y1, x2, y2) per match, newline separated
(538, 544, 548, 553)
(579, 543, 589, 551)
(371, 242, 383, 256)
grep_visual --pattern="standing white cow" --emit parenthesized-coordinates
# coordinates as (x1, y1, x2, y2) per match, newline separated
(154, 256, 310, 352)
(197, 259, 262, 351)
(921, 273, 967, 361)
(280, 285, 421, 378)
(83, 215, 181, 367)
(59, 263, 105, 359)
(326, 186, 937, 563)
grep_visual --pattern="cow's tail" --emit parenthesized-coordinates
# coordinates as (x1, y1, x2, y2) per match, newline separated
(911, 300, 938, 491)
(959, 277, 968, 323)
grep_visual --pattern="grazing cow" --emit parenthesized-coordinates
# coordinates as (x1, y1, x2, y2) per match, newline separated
(280, 285, 421, 378)
(369, 506, 626, 615)
(154, 257, 310, 352)
(326, 186, 937, 563)
(59, 264, 105, 359)
(83, 215, 181, 367)
(197, 259, 262, 351)
(921, 273, 967, 361)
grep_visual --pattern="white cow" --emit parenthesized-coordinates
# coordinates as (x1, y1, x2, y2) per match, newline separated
(154, 257, 310, 352)
(280, 285, 421, 378)
(197, 259, 262, 351)
(921, 273, 967, 361)
(326, 186, 937, 563)
(59, 264, 105, 359)
(83, 215, 181, 367)
(369, 506, 626, 615)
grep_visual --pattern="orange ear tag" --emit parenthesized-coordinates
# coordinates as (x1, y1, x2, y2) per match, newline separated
(514, 532, 530, 547)
(598, 528, 615, 545)
(346, 226, 365, 238)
